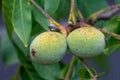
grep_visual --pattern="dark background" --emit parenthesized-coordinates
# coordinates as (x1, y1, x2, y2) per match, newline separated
(0, 0, 120, 80)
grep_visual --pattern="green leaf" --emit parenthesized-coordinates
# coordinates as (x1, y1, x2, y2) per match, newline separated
(32, 62, 61, 80)
(44, 0, 60, 16)
(12, 0, 32, 47)
(20, 65, 45, 80)
(103, 16, 120, 33)
(104, 43, 120, 55)
(54, 0, 70, 20)
(31, 16, 46, 36)
(59, 64, 69, 79)
(32, 1, 49, 31)
(1, 32, 19, 66)
(103, 37, 120, 55)
(71, 59, 82, 80)
(103, 16, 120, 55)
(2, 0, 14, 39)
(77, 0, 108, 18)
(35, 0, 44, 8)
(78, 68, 96, 79)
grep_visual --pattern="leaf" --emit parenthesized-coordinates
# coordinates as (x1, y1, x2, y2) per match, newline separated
(103, 37, 120, 55)
(70, 59, 81, 80)
(44, 0, 60, 16)
(59, 64, 69, 79)
(35, 0, 44, 8)
(32, 62, 61, 80)
(12, 0, 32, 47)
(103, 16, 120, 55)
(20, 65, 45, 80)
(31, 16, 46, 36)
(104, 43, 120, 55)
(103, 16, 120, 33)
(32, 0, 49, 31)
(54, 0, 70, 20)
(78, 68, 96, 79)
(10, 33, 45, 80)
(2, 0, 14, 39)
(1, 32, 19, 66)
(77, 0, 108, 18)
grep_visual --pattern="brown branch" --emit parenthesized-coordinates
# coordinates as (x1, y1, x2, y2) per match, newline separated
(97, 7, 119, 20)
(30, 0, 51, 20)
(79, 58, 97, 80)
(89, 4, 120, 24)
(98, 28, 120, 40)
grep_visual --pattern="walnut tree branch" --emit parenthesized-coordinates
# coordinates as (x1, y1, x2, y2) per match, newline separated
(98, 28, 120, 40)
(80, 23, 120, 40)
(89, 4, 120, 24)
(68, 0, 76, 24)
(30, 0, 67, 37)
(79, 58, 97, 80)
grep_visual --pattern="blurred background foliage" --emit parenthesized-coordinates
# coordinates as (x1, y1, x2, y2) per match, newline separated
(1, 0, 120, 80)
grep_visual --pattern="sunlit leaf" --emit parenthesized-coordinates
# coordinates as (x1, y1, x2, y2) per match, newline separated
(12, 0, 32, 47)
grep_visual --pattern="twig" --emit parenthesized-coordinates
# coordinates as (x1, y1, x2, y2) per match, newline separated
(68, 0, 76, 24)
(77, 8, 84, 19)
(30, 0, 67, 37)
(98, 28, 120, 40)
(80, 23, 120, 40)
(97, 7, 119, 20)
(66, 0, 84, 33)
(79, 58, 97, 80)
(64, 56, 76, 80)
(30, 0, 51, 20)
(89, 4, 120, 23)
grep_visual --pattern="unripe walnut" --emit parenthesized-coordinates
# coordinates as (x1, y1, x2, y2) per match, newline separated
(30, 32, 67, 65)
(67, 27, 105, 58)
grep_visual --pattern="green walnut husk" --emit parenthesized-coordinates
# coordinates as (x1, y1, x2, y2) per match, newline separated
(67, 27, 105, 58)
(30, 32, 67, 65)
